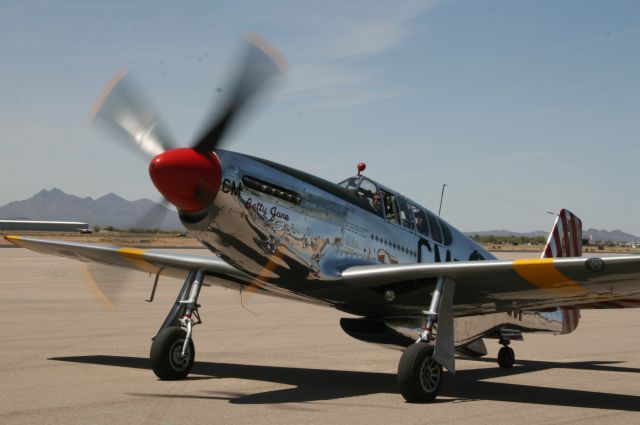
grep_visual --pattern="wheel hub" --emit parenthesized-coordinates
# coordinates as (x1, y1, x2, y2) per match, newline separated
(419, 357, 441, 393)
(169, 339, 191, 371)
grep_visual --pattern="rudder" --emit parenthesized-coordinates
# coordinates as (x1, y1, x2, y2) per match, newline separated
(542, 209, 583, 259)
(542, 209, 583, 334)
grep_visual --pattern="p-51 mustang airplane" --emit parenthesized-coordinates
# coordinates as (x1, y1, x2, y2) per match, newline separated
(7, 36, 640, 402)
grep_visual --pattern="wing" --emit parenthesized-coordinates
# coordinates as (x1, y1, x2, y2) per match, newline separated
(6, 235, 326, 305)
(340, 256, 640, 315)
(4, 235, 250, 289)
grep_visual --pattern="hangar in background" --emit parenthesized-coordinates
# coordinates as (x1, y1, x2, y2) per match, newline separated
(0, 220, 89, 232)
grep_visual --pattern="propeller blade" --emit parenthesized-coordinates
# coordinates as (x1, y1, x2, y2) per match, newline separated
(82, 263, 134, 309)
(83, 262, 169, 310)
(133, 198, 175, 231)
(89, 71, 176, 158)
(192, 34, 287, 153)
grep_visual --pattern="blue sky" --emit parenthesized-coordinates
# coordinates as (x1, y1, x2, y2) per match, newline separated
(1, 0, 639, 234)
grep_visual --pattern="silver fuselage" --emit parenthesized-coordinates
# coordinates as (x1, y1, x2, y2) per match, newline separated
(182, 150, 569, 347)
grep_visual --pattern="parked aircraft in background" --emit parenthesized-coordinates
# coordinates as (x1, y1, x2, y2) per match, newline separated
(7, 36, 640, 402)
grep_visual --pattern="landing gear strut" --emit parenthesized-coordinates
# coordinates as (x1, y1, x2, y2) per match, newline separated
(398, 277, 454, 402)
(150, 269, 204, 380)
(497, 340, 515, 369)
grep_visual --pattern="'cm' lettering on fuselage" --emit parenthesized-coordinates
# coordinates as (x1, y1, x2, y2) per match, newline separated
(221, 179, 242, 197)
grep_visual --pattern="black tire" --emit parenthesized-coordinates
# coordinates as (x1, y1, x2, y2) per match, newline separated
(150, 326, 195, 380)
(497, 346, 515, 369)
(397, 342, 443, 403)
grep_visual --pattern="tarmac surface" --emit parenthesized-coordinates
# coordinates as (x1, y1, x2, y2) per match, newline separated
(1, 248, 639, 424)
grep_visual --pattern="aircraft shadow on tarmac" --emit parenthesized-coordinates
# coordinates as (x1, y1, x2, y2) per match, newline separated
(50, 355, 640, 409)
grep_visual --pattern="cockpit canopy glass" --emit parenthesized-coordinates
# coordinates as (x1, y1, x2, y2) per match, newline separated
(338, 177, 361, 192)
(438, 217, 453, 245)
(395, 196, 414, 230)
(338, 177, 383, 217)
(410, 204, 430, 238)
(425, 209, 443, 244)
(338, 177, 452, 244)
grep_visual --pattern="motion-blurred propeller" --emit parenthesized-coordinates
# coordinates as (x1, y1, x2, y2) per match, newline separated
(84, 34, 286, 308)
(89, 72, 176, 158)
(90, 34, 286, 159)
(192, 33, 287, 153)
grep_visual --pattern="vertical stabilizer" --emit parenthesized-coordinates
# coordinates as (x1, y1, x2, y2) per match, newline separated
(542, 209, 583, 259)
(542, 209, 583, 334)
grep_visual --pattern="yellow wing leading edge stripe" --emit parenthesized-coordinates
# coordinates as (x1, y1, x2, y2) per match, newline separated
(118, 247, 146, 258)
(512, 258, 587, 296)
(117, 247, 159, 274)
(5, 235, 22, 243)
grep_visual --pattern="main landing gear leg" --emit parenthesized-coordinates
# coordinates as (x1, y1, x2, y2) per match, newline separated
(398, 277, 455, 403)
(150, 269, 204, 380)
(497, 339, 515, 369)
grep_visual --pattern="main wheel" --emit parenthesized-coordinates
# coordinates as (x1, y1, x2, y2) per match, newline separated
(397, 342, 443, 402)
(497, 346, 515, 369)
(150, 326, 195, 380)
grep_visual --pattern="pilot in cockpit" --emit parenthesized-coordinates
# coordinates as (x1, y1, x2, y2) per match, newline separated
(371, 193, 383, 215)
(383, 192, 396, 221)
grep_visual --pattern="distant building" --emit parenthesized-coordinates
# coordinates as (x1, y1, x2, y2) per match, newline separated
(0, 220, 89, 232)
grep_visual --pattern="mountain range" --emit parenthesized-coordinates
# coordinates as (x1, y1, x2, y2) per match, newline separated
(0, 188, 181, 230)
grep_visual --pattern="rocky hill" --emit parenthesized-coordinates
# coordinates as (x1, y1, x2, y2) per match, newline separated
(0, 188, 181, 230)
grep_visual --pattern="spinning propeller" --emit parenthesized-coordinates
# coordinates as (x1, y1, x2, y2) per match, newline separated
(91, 34, 286, 214)
(86, 35, 287, 307)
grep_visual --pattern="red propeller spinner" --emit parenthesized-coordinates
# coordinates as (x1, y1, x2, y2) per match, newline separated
(149, 148, 222, 213)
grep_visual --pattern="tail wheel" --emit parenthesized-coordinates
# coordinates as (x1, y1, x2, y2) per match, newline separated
(497, 345, 515, 369)
(150, 326, 195, 380)
(397, 342, 443, 402)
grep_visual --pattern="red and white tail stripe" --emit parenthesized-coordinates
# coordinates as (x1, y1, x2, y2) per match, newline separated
(543, 209, 583, 333)
(542, 209, 583, 259)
